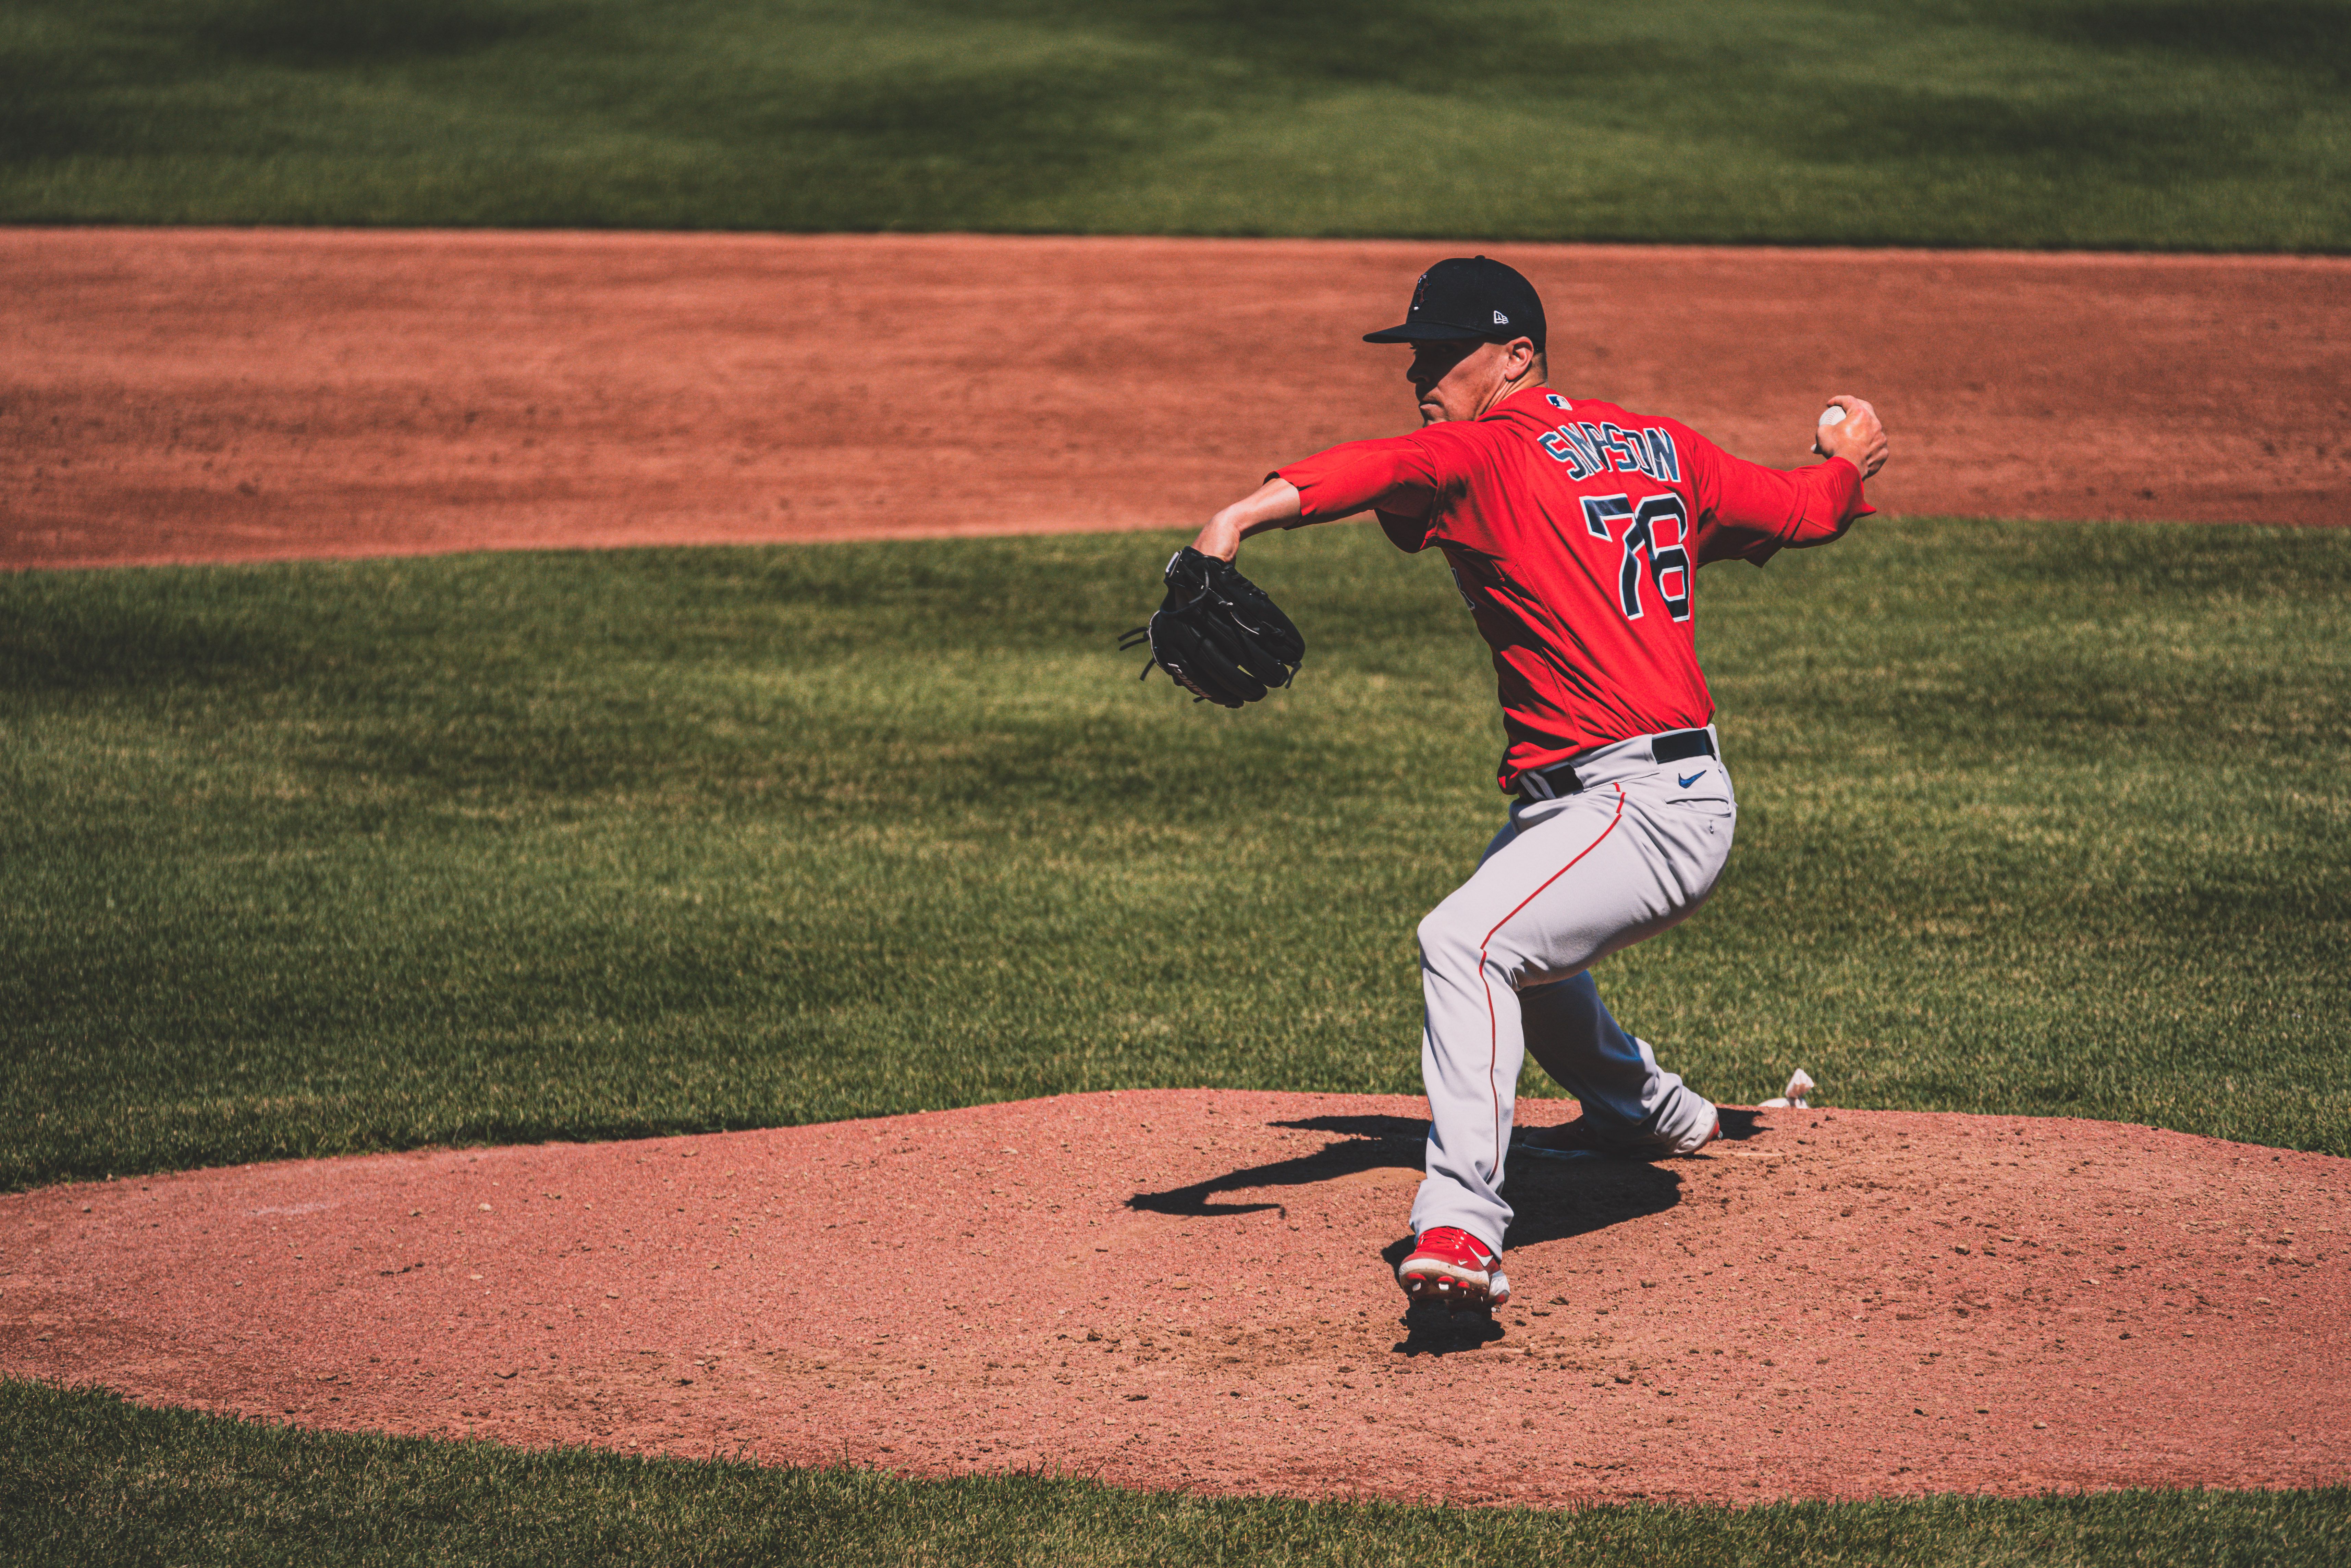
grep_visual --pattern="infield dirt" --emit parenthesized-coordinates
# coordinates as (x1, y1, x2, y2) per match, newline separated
(6, 1090, 2346, 1506)
(5, 230, 2348, 572)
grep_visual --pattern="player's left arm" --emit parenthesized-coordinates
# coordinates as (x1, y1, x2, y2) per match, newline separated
(1191, 476, 1304, 562)
(1191, 432, 1458, 562)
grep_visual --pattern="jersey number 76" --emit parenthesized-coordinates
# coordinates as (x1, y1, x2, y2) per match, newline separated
(1581, 493, 1692, 623)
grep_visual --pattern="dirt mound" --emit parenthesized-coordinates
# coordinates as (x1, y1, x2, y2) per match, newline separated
(2, 1090, 2344, 1505)
(4, 231, 2347, 572)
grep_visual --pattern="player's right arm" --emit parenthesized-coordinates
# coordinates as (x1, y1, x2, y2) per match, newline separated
(1814, 395, 1888, 480)
(1687, 396, 1888, 567)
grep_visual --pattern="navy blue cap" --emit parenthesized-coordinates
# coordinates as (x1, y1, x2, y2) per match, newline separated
(1363, 256, 1546, 351)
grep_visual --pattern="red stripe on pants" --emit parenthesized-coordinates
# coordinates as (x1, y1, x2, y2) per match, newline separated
(1476, 785, 1627, 1187)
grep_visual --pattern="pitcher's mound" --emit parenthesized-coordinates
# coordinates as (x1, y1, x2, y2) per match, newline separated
(4, 1091, 2346, 1506)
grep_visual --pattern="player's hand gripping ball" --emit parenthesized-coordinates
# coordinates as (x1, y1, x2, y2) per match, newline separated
(1119, 547, 1305, 708)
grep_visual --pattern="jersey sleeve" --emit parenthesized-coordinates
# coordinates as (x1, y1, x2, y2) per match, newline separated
(1678, 422, 1874, 568)
(1274, 430, 1473, 554)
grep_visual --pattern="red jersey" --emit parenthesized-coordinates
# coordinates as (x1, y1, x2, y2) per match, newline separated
(1276, 385, 1869, 788)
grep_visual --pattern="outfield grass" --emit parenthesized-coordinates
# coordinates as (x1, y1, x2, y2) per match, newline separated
(1, 1379, 2344, 1568)
(3, 518, 2346, 1192)
(3, 0, 2346, 248)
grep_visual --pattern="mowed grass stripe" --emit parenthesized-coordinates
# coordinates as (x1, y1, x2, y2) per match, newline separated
(1, 0, 2346, 248)
(2, 518, 2345, 1191)
(3, 1380, 2348, 1568)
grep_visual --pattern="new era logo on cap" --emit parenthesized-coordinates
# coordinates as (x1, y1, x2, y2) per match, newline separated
(1493, 311, 1509, 324)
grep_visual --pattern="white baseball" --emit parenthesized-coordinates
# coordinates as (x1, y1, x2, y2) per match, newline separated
(1818, 403, 1848, 428)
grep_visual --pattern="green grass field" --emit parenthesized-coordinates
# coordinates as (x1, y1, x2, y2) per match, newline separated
(7, 1380, 2350, 1568)
(7, 518, 2348, 1560)
(5, 518, 2348, 1192)
(10, 3, 2348, 1557)
(4, 0, 2347, 247)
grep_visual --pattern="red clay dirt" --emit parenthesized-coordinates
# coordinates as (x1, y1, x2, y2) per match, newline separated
(4, 1090, 2346, 1506)
(5, 230, 2348, 572)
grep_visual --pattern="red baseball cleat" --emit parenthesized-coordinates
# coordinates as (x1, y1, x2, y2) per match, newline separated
(1397, 1226, 1510, 1310)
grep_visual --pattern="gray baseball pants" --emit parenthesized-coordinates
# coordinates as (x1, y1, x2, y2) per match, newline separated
(1408, 726, 1735, 1255)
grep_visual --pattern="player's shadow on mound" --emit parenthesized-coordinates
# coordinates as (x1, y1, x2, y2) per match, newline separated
(1493, 1156, 1686, 1248)
(1124, 1120, 1424, 1219)
(1389, 1292, 1509, 1356)
(1382, 1157, 1688, 1357)
(1125, 1113, 1687, 1251)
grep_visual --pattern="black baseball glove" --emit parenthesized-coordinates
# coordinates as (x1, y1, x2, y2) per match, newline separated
(1118, 547, 1305, 708)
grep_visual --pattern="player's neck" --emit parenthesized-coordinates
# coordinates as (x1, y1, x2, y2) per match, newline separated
(1472, 373, 1547, 419)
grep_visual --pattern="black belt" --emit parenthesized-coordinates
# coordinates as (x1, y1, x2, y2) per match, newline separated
(1517, 727, 1714, 800)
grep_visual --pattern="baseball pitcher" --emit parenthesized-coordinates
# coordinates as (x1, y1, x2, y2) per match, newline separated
(1140, 256, 1887, 1309)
